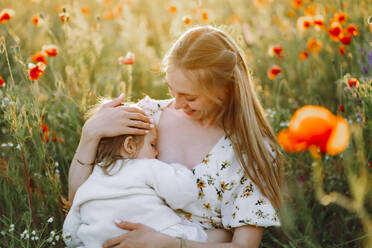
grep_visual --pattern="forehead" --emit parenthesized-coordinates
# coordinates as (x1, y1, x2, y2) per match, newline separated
(165, 68, 199, 95)
(146, 128, 157, 140)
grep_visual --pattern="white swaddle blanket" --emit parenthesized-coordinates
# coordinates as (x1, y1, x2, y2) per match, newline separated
(63, 158, 207, 248)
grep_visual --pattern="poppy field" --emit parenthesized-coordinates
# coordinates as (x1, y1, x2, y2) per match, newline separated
(0, 0, 371, 247)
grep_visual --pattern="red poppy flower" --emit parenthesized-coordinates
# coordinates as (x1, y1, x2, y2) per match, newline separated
(40, 121, 49, 143)
(268, 45, 284, 58)
(292, 0, 304, 9)
(299, 51, 309, 61)
(339, 105, 344, 112)
(31, 51, 47, 64)
(339, 46, 346, 55)
(0, 9, 15, 24)
(345, 24, 359, 36)
(348, 78, 359, 88)
(118, 52, 135, 65)
(268, 65, 282, 80)
(42, 45, 58, 57)
(32, 14, 44, 27)
(59, 11, 69, 22)
(328, 22, 342, 40)
(296, 16, 313, 32)
(313, 15, 325, 30)
(334, 12, 348, 24)
(183, 16, 191, 24)
(0, 75, 5, 87)
(28, 62, 46, 80)
(339, 35, 351, 46)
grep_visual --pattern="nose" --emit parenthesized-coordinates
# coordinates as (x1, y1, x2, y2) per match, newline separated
(155, 150, 159, 158)
(174, 96, 187, 110)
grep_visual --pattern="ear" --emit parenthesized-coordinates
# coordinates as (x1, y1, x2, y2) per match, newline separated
(123, 136, 136, 155)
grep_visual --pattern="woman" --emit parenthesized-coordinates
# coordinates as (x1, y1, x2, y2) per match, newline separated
(68, 26, 284, 248)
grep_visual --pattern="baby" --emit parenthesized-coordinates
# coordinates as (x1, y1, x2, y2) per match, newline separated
(63, 105, 207, 247)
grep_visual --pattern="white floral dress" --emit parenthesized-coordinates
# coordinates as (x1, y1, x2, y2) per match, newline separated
(137, 96, 280, 230)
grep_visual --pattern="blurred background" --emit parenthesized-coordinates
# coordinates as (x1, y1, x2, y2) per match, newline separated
(0, 0, 371, 247)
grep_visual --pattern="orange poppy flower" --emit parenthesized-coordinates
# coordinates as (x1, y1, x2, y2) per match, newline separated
(42, 45, 58, 57)
(339, 45, 345, 55)
(268, 45, 284, 58)
(267, 65, 282, 80)
(328, 22, 342, 40)
(296, 16, 313, 32)
(81, 7, 90, 15)
(59, 11, 69, 22)
(0, 75, 5, 87)
(183, 16, 191, 24)
(333, 12, 348, 24)
(326, 116, 349, 155)
(299, 51, 309, 61)
(201, 12, 208, 22)
(286, 9, 296, 18)
(31, 51, 47, 64)
(169, 5, 177, 13)
(32, 14, 44, 27)
(289, 105, 335, 144)
(28, 62, 46, 80)
(348, 78, 359, 88)
(307, 38, 322, 54)
(345, 24, 359, 36)
(277, 129, 308, 152)
(292, 0, 304, 9)
(278, 105, 350, 156)
(118, 52, 135, 65)
(313, 15, 325, 30)
(0, 9, 15, 24)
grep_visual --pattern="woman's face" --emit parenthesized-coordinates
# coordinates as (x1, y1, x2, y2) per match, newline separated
(165, 68, 220, 121)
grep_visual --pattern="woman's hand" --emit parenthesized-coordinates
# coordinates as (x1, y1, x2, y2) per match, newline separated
(102, 221, 175, 248)
(83, 93, 153, 142)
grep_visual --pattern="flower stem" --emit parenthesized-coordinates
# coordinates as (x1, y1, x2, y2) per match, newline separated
(21, 147, 38, 229)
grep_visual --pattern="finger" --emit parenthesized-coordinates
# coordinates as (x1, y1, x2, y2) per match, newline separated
(123, 106, 147, 116)
(126, 112, 152, 123)
(129, 120, 153, 130)
(123, 127, 149, 135)
(102, 234, 126, 248)
(104, 93, 125, 108)
(115, 221, 143, 231)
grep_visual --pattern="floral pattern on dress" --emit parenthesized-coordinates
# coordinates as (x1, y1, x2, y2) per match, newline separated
(137, 97, 281, 229)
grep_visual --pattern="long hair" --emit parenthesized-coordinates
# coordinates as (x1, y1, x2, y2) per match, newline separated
(162, 26, 284, 209)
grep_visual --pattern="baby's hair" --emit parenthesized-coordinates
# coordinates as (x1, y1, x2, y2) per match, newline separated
(85, 98, 144, 175)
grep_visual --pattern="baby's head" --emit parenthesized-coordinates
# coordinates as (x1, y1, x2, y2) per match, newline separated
(95, 126, 158, 174)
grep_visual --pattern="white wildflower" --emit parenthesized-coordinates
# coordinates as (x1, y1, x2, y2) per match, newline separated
(47, 217, 54, 223)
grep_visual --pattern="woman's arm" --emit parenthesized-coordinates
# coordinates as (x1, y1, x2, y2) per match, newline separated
(68, 94, 153, 203)
(102, 221, 264, 248)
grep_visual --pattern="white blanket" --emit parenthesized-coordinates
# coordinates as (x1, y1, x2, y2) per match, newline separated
(63, 158, 207, 247)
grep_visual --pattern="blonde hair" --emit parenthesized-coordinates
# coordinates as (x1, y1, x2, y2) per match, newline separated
(85, 100, 144, 175)
(163, 26, 284, 209)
